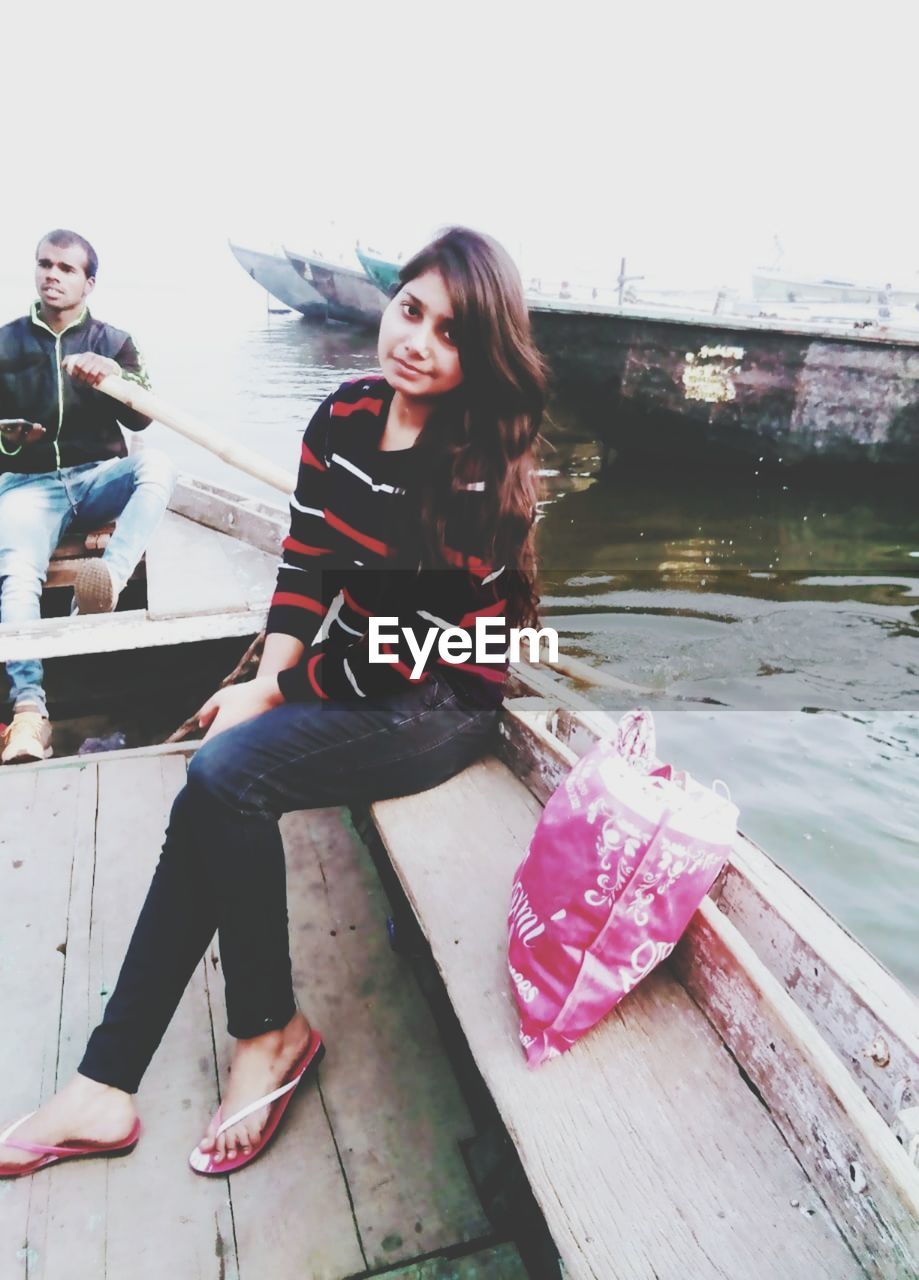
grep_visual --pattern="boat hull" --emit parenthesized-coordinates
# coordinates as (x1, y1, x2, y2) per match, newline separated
(356, 247, 401, 297)
(284, 248, 386, 327)
(529, 305, 919, 467)
(229, 243, 328, 319)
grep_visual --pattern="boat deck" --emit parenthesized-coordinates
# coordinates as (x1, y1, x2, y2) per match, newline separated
(0, 746, 523, 1279)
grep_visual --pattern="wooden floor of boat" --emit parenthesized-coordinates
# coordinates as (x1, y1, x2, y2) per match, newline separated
(0, 747, 523, 1280)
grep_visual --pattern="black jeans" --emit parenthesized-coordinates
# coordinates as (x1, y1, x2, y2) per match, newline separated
(79, 677, 497, 1093)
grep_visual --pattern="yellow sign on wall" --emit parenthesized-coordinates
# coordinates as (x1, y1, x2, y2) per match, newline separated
(682, 346, 745, 403)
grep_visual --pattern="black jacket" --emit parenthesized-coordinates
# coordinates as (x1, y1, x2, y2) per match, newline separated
(0, 303, 152, 474)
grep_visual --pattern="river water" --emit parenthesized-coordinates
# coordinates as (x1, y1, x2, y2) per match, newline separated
(73, 287, 919, 995)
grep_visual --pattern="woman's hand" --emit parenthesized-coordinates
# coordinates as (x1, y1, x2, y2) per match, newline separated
(198, 677, 283, 742)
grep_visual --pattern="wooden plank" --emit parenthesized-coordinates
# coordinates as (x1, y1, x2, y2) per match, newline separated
(717, 839, 919, 1128)
(673, 900, 919, 1279)
(2, 740, 199, 777)
(371, 758, 864, 1280)
(495, 701, 575, 804)
(206, 810, 368, 1279)
(145, 510, 275, 621)
(25, 755, 239, 1280)
(169, 475, 287, 557)
(212, 805, 490, 1277)
(281, 808, 488, 1268)
(49, 525, 115, 561)
(203, 952, 361, 1280)
(96, 755, 238, 1280)
(44, 558, 144, 591)
(0, 766, 94, 1278)
(0, 606, 264, 663)
(547, 706, 919, 1131)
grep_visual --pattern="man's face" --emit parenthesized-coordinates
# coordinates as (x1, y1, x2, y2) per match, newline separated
(35, 239, 94, 313)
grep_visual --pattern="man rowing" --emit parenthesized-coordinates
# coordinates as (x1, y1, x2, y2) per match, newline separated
(0, 229, 176, 764)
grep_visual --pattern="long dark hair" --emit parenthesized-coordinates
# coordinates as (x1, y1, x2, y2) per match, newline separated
(400, 227, 547, 628)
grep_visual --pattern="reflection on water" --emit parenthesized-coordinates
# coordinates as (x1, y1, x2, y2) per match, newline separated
(537, 442, 919, 991)
(147, 312, 918, 993)
(536, 470, 919, 716)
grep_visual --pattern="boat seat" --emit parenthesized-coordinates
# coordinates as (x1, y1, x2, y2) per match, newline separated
(368, 709, 869, 1280)
(45, 524, 145, 591)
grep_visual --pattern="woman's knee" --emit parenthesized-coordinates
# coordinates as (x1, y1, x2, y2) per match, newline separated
(185, 735, 268, 815)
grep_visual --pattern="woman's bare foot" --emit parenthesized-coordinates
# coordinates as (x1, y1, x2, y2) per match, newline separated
(198, 1011, 313, 1164)
(0, 1074, 137, 1170)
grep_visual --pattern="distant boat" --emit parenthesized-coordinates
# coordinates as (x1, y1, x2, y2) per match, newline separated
(228, 242, 327, 320)
(284, 247, 387, 327)
(753, 268, 919, 309)
(356, 246, 401, 297)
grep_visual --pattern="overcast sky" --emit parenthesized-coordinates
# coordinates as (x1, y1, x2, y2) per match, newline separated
(4, 1, 918, 306)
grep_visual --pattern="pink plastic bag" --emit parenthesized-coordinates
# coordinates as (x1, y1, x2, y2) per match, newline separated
(508, 709, 738, 1067)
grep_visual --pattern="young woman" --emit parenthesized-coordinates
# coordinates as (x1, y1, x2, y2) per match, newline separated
(0, 227, 547, 1178)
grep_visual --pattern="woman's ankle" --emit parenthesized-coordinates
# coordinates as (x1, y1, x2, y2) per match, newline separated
(69, 1073, 135, 1110)
(234, 1011, 311, 1057)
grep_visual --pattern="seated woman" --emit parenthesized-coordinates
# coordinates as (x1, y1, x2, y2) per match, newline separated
(0, 226, 547, 1178)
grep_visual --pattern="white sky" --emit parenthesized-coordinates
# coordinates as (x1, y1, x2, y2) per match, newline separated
(4, 1, 919, 300)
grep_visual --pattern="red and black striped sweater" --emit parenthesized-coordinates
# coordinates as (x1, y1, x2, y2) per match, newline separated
(268, 376, 511, 708)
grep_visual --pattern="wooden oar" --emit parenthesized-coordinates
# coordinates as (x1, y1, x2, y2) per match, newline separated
(95, 375, 651, 697)
(95, 375, 297, 494)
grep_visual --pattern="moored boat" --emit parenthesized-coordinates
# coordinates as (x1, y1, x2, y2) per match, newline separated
(284, 247, 387, 327)
(753, 267, 919, 309)
(355, 245, 401, 297)
(527, 298, 919, 468)
(228, 241, 328, 319)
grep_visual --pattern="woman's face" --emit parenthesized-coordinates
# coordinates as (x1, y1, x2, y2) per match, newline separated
(378, 268, 464, 400)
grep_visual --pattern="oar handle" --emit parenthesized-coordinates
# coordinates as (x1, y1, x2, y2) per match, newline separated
(95, 375, 297, 495)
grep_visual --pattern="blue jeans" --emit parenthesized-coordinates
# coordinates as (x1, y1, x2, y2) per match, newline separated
(79, 675, 498, 1093)
(0, 451, 176, 714)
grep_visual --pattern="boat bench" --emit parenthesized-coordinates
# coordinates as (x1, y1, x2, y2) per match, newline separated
(45, 524, 147, 591)
(368, 697, 919, 1280)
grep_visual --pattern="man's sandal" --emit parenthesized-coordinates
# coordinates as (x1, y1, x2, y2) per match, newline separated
(0, 1114, 141, 1178)
(189, 1030, 325, 1176)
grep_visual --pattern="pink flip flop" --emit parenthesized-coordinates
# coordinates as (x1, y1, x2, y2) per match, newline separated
(0, 1113, 142, 1179)
(189, 1030, 325, 1176)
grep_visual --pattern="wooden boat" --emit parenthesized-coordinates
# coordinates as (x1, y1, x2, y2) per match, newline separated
(2, 442, 917, 1276)
(528, 298, 919, 469)
(283, 247, 387, 328)
(228, 241, 328, 320)
(753, 267, 919, 309)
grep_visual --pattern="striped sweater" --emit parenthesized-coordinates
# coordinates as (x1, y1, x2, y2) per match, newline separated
(268, 376, 512, 707)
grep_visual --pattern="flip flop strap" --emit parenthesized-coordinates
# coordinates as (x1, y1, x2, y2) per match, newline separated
(0, 1111, 84, 1157)
(215, 1071, 303, 1138)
